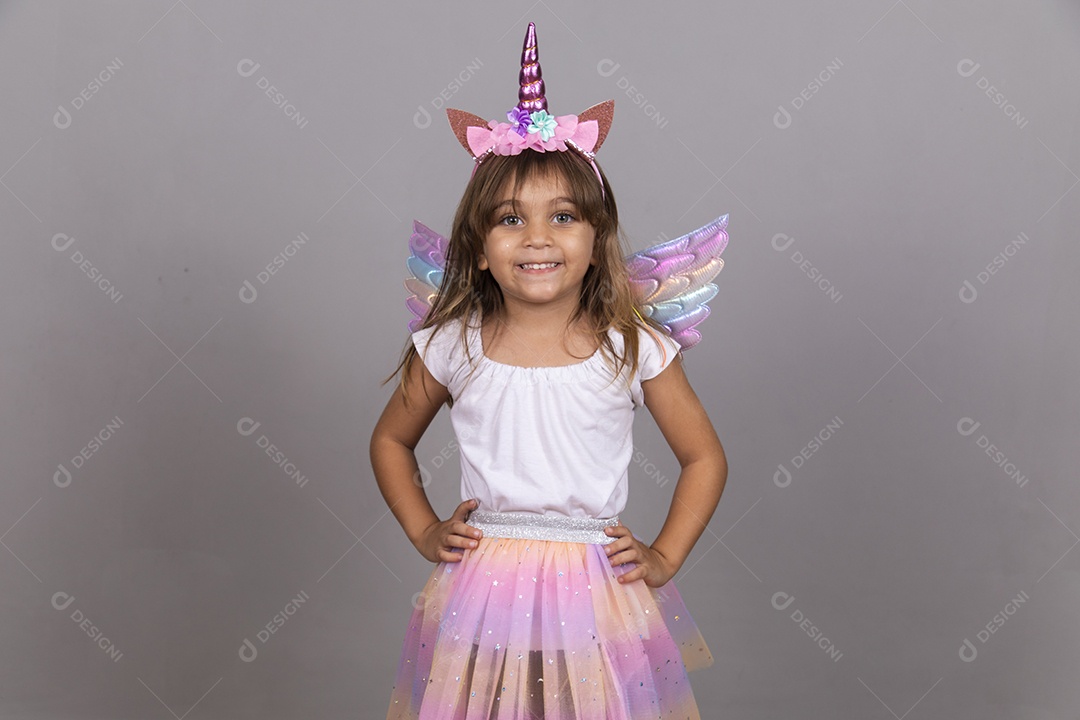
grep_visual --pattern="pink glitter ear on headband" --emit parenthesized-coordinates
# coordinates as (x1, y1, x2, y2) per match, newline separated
(445, 22, 615, 197)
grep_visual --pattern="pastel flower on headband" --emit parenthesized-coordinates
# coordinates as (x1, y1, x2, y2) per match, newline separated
(444, 21, 616, 194)
(527, 110, 557, 141)
(506, 106, 530, 137)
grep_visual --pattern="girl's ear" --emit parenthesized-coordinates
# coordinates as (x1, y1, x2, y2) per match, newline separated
(478, 254, 489, 271)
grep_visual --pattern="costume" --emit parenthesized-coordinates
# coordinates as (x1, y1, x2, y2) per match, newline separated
(386, 22, 730, 720)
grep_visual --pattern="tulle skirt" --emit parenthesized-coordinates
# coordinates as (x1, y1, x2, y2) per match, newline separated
(385, 510, 714, 719)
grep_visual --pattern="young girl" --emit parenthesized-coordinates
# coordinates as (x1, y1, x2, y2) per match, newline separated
(372, 22, 728, 719)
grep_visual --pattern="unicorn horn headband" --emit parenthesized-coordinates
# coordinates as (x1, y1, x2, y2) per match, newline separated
(445, 22, 615, 197)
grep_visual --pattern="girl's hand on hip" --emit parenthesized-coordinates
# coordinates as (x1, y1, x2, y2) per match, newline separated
(416, 499, 483, 564)
(603, 522, 676, 588)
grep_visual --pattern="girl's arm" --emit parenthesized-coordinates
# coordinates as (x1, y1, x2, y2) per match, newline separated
(641, 355, 728, 576)
(370, 356, 452, 550)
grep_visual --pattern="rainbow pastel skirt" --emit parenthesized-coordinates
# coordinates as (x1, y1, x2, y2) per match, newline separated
(386, 510, 714, 719)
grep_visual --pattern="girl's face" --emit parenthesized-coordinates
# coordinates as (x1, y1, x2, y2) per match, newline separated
(478, 170, 597, 315)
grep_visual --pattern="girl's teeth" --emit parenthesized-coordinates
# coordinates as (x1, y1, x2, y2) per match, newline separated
(520, 262, 559, 269)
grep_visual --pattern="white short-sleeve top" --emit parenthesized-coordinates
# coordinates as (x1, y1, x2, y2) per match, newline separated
(410, 311, 681, 519)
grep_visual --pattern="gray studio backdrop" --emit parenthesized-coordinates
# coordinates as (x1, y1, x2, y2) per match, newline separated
(2, 1, 1078, 718)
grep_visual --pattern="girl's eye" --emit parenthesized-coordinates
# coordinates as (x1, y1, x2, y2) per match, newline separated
(553, 212, 574, 224)
(498, 215, 522, 226)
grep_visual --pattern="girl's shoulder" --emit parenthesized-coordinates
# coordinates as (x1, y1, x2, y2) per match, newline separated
(411, 314, 469, 347)
(623, 321, 682, 381)
(592, 320, 682, 389)
(410, 315, 474, 388)
(613, 321, 682, 409)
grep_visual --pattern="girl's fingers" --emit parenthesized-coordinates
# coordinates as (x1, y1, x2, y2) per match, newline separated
(446, 533, 478, 550)
(458, 522, 482, 539)
(604, 538, 629, 558)
(449, 532, 479, 549)
(603, 535, 626, 552)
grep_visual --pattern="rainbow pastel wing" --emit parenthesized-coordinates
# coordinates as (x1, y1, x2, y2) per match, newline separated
(625, 214, 729, 351)
(404, 220, 448, 332)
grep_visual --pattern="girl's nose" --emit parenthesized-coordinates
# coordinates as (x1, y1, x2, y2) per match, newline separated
(524, 229, 552, 247)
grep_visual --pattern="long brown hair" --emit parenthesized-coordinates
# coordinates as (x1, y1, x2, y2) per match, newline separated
(382, 149, 675, 408)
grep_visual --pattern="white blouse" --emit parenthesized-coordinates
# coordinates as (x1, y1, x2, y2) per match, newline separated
(411, 311, 681, 519)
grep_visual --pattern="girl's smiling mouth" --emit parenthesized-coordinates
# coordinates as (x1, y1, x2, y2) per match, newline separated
(516, 262, 562, 273)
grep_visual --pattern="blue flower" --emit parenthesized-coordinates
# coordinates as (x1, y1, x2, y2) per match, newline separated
(527, 110, 557, 142)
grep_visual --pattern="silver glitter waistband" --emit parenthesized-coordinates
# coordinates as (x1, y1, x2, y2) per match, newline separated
(465, 510, 619, 545)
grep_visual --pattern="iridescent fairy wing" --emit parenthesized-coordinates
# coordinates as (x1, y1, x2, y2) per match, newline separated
(625, 214, 729, 351)
(404, 220, 448, 332)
